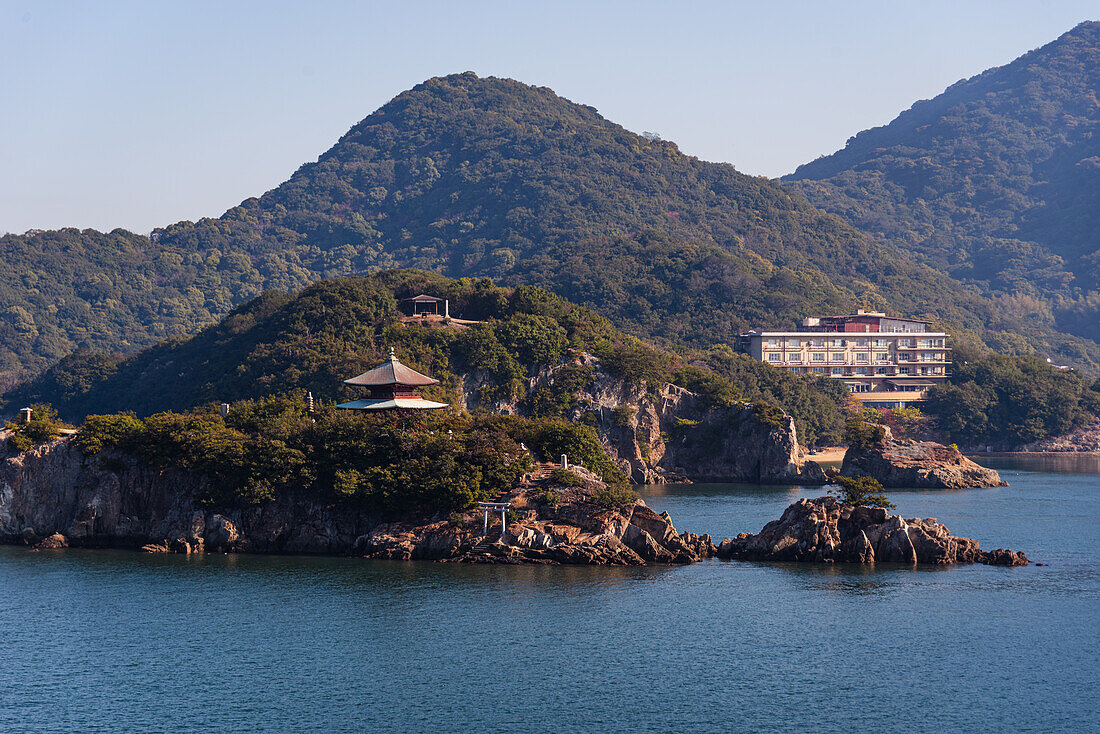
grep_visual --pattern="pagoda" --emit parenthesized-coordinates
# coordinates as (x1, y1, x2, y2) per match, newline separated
(336, 348, 449, 412)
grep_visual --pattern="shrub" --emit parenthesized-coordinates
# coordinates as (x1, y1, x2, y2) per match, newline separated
(752, 402, 788, 429)
(611, 405, 637, 427)
(830, 475, 894, 508)
(593, 485, 639, 509)
(549, 468, 584, 487)
(540, 489, 559, 507)
(844, 417, 886, 449)
(75, 412, 145, 455)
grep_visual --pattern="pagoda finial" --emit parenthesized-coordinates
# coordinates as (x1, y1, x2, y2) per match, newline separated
(388, 346, 396, 360)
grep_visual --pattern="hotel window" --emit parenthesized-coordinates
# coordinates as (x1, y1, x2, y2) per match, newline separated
(813, 367, 825, 374)
(899, 338, 914, 347)
(899, 366, 912, 375)
(875, 338, 890, 347)
(787, 354, 802, 362)
(854, 367, 868, 375)
(810, 339, 825, 347)
(875, 352, 889, 361)
(787, 338, 801, 348)
(767, 338, 780, 347)
(875, 367, 887, 375)
(812, 352, 825, 362)
(833, 339, 844, 347)
(831, 367, 843, 375)
(933, 366, 943, 374)
(766, 352, 780, 362)
(856, 352, 869, 361)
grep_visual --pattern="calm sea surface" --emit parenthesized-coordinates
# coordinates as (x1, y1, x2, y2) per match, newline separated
(1, 459, 1097, 733)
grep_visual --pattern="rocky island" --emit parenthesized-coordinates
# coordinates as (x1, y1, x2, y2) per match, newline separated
(840, 436, 1007, 489)
(718, 496, 1027, 566)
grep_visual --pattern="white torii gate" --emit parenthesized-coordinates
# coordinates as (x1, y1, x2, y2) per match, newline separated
(477, 501, 512, 540)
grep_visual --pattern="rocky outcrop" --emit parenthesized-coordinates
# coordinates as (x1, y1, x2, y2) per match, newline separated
(353, 466, 716, 565)
(467, 353, 827, 486)
(841, 438, 1007, 489)
(656, 401, 827, 485)
(716, 496, 1027, 566)
(0, 433, 712, 565)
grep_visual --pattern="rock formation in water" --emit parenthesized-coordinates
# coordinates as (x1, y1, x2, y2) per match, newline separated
(840, 437, 1006, 489)
(0, 432, 713, 565)
(716, 496, 1027, 566)
(467, 353, 827, 486)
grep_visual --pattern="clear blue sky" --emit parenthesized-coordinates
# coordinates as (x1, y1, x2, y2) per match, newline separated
(2, 0, 1097, 234)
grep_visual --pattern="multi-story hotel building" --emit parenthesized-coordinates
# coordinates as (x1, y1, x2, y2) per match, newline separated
(737, 311, 950, 408)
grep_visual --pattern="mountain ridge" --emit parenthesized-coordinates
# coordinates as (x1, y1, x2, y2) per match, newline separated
(2, 58, 1099, 389)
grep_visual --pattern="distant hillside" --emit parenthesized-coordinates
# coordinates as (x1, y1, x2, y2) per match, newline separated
(789, 21, 1100, 353)
(3, 68, 1098, 388)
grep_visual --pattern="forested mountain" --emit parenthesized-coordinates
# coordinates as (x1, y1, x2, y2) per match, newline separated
(788, 21, 1100, 348)
(3, 65, 1099, 392)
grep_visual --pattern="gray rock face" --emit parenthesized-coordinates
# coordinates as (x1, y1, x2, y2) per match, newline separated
(841, 438, 1007, 489)
(716, 496, 1027, 566)
(0, 433, 378, 555)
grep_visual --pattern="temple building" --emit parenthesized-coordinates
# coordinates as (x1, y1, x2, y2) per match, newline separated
(737, 310, 950, 408)
(401, 294, 450, 318)
(336, 348, 449, 412)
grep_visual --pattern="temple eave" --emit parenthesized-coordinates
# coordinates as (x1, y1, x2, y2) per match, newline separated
(336, 397, 450, 411)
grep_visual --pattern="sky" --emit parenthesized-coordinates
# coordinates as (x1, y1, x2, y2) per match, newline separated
(1, 0, 1098, 234)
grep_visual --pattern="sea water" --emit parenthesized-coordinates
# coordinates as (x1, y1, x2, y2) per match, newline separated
(1, 461, 1096, 733)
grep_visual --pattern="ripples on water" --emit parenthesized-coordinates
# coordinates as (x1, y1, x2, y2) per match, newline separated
(1, 462, 1097, 732)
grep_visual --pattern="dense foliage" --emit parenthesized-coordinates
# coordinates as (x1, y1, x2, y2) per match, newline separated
(789, 21, 1100, 366)
(73, 394, 629, 515)
(9, 272, 852, 448)
(696, 347, 850, 446)
(7, 273, 609, 418)
(5, 70, 1094, 391)
(923, 354, 1100, 448)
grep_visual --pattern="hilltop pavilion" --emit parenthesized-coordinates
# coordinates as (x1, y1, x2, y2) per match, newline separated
(336, 348, 449, 412)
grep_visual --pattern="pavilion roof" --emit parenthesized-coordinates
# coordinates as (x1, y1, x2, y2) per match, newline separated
(344, 348, 440, 387)
(336, 397, 449, 411)
(402, 294, 445, 303)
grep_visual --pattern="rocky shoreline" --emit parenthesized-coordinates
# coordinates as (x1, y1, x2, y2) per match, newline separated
(2, 433, 1027, 568)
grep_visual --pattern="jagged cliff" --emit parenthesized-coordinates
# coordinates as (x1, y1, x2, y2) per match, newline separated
(465, 353, 826, 485)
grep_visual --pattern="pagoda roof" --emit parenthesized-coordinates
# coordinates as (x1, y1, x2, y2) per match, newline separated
(336, 397, 449, 411)
(344, 348, 440, 387)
